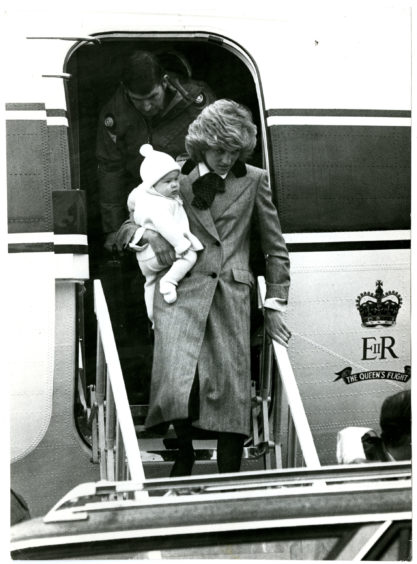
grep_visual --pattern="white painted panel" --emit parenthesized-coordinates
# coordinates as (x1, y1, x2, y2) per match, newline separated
(8, 253, 55, 462)
(3, 3, 411, 113)
(54, 254, 89, 280)
(257, 7, 411, 111)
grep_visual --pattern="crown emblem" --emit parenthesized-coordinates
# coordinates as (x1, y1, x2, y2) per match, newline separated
(356, 280, 402, 327)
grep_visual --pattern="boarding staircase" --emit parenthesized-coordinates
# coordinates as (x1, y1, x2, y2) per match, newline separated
(84, 278, 320, 482)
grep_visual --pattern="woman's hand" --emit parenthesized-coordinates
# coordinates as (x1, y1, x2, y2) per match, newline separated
(104, 220, 138, 254)
(264, 308, 292, 347)
(145, 230, 176, 266)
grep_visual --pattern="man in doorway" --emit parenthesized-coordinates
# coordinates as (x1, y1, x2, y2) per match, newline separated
(96, 49, 215, 256)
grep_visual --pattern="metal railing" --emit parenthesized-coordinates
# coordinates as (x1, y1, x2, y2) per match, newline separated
(88, 275, 317, 479)
(89, 279, 146, 485)
(255, 276, 321, 470)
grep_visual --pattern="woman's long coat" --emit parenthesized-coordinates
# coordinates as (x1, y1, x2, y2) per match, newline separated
(145, 163, 290, 437)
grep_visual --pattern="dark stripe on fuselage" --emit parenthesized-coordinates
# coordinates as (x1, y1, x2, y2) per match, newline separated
(287, 240, 411, 252)
(8, 243, 54, 253)
(46, 109, 67, 117)
(54, 244, 88, 254)
(8, 243, 88, 254)
(6, 103, 45, 111)
(266, 109, 411, 118)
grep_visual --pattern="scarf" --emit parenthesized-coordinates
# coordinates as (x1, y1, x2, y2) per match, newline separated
(191, 172, 225, 210)
(182, 159, 247, 210)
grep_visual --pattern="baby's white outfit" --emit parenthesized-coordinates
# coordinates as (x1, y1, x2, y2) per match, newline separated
(128, 184, 203, 323)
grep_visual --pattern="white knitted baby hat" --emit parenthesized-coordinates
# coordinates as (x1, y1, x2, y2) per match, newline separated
(139, 144, 180, 188)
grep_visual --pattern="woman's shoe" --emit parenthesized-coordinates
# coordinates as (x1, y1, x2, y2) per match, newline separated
(169, 449, 195, 477)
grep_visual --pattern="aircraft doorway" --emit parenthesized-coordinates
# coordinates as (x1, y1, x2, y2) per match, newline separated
(65, 36, 264, 419)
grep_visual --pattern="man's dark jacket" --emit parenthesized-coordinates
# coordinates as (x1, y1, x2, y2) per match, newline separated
(96, 79, 215, 234)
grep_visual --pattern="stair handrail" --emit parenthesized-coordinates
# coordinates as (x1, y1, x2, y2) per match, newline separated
(93, 279, 146, 484)
(258, 276, 321, 469)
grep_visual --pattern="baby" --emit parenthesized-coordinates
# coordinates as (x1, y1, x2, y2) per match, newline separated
(128, 144, 203, 323)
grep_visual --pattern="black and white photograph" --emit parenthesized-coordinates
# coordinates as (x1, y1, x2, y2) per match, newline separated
(5, 0, 413, 560)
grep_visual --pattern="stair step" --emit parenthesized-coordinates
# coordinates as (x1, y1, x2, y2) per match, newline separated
(142, 458, 266, 479)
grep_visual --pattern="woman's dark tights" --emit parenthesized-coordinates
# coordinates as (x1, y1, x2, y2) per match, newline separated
(217, 432, 245, 474)
(170, 420, 245, 477)
(170, 420, 195, 477)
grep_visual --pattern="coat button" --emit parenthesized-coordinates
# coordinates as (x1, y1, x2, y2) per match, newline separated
(210, 272, 218, 278)
(214, 241, 221, 246)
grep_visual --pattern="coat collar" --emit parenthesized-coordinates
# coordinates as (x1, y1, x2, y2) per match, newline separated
(180, 160, 251, 240)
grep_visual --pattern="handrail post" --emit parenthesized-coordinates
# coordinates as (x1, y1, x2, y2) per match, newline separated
(255, 282, 278, 469)
(115, 423, 127, 481)
(95, 329, 106, 405)
(260, 331, 273, 469)
(76, 283, 88, 414)
(287, 409, 297, 467)
(272, 363, 283, 468)
(96, 330, 107, 479)
(88, 386, 99, 463)
(105, 374, 116, 481)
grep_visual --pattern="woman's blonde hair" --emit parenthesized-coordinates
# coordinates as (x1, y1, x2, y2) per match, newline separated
(185, 99, 257, 163)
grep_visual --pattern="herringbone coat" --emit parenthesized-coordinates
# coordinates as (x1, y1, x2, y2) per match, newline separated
(145, 163, 290, 437)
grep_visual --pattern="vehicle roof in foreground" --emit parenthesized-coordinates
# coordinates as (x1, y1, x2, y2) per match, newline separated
(11, 462, 411, 553)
